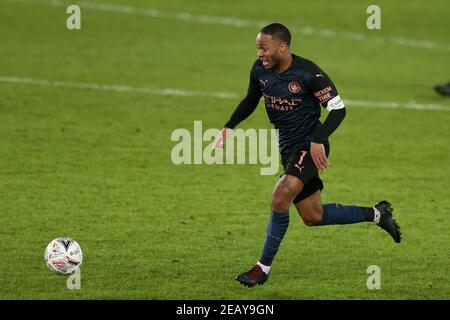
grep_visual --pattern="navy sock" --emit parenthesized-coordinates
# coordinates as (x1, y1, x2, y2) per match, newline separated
(259, 210, 289, 266)
(320, 204, 374, 226)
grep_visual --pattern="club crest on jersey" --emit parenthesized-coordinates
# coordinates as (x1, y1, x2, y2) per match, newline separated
(288, 81, 301, 93)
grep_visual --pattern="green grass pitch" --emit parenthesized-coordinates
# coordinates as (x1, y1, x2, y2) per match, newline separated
(0, 0, 449, 299)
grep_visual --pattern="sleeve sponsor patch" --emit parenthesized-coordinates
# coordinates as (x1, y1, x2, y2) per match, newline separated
(325, 95, 345, 111)
(314, 86, 333, 103)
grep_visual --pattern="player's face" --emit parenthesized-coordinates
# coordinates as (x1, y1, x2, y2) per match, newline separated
(256, 32, 283, 70)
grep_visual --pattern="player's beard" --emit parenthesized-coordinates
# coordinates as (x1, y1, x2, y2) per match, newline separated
(271, 56, 282, 70)
(262, 52, 281, 70)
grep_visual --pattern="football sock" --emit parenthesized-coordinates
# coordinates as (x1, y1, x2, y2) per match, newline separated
(320, 204, 374, 225)
(257, 261, 271, 274)
(259, 210, 289, 266)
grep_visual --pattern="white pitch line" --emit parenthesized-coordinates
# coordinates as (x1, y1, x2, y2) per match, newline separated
(0, 76, 239, 100)
(1, 76, 449, 112)
(8, 0, 450, 52)
(344, 99, 449, 111)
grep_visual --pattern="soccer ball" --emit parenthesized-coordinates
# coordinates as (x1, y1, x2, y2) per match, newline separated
(44, 237, 83, 275)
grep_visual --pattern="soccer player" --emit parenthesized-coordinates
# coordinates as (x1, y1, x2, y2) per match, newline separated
(215, 23, 401, 287)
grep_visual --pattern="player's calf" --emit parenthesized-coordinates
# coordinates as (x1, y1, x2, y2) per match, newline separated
(294, 192, 324, 226)
(296, 205, 323, 226)
(302, 214, 323, 226)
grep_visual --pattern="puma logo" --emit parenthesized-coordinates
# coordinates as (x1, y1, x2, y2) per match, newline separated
(294, 151, 308, 172)
(259, 79, 268, 87)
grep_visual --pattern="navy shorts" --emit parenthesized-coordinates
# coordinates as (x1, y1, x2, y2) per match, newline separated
(281, 143, 330, 204)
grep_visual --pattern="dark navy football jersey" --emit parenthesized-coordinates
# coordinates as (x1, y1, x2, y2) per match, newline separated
(247, 54, 342, 156)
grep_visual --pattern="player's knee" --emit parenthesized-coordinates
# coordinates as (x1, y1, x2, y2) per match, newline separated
(302, 208, 323, 226)
(303, 216, 322, 226)
(271, 193, 290, 212)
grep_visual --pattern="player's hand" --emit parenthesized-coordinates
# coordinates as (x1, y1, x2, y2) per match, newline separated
(310, 142, 329, 171)
(214, 127, 234, 149)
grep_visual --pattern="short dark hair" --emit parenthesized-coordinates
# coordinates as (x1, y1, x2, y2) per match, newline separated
(260, 23, 291, 46)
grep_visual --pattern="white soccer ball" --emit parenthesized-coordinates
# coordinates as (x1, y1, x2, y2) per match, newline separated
(44, 237, 83, 275)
